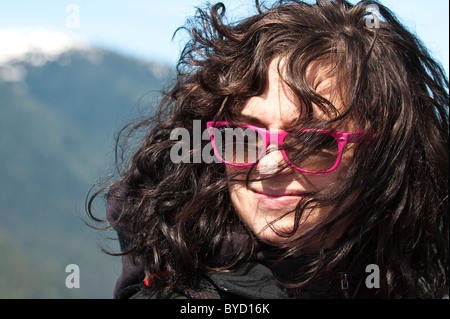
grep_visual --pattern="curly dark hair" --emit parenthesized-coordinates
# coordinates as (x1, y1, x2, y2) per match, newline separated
(87, 0, 449, 298)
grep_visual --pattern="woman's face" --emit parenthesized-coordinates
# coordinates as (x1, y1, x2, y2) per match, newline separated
(226, 59, 357, 250)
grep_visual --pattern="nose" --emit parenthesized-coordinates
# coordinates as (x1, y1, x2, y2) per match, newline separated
(257, 144, 286, 175)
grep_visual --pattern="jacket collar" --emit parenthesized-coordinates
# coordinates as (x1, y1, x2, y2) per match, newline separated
(206, 262, 290, 299)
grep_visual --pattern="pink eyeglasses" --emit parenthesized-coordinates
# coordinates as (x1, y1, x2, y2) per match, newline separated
(207, 121, 365, 174)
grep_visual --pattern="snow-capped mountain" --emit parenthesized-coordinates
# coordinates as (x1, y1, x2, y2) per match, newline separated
(0, 27, 169, 84)
(0, 27, 90, 65)
(0, 28, 105, 83)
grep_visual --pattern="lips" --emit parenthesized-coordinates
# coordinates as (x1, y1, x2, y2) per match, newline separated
(251, 188, 310, 210)
(251, 188, 310, 197)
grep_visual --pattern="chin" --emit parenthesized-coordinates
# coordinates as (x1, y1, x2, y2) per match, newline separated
(248, 212, 304, 245)
(239, 203, 336, 250)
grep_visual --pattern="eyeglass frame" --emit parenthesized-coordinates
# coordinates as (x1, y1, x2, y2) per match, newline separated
(206, 120, 365, 174)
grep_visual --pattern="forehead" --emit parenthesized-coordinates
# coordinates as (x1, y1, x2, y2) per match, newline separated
(240, 58, 347, 129)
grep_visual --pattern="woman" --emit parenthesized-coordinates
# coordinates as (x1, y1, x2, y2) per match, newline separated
(88, 0, 449, 299)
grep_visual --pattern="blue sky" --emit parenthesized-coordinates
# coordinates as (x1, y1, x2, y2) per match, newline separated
(0, 0, 448, 75)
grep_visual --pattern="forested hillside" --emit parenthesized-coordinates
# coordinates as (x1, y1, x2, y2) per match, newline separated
(0, 44, 171, 298)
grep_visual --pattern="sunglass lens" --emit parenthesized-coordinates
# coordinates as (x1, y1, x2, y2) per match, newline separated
(283, 131, 339, 172)
(215, 126, 264, 164)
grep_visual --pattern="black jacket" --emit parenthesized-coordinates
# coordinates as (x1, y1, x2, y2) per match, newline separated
(117, 262, 289, 299)
(116, 259, 373, 299)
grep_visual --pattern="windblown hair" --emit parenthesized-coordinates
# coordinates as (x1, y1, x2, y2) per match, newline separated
(88, 0, 449, 298)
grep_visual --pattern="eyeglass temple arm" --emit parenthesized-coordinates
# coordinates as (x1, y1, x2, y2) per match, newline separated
(346, 131, 366, 143)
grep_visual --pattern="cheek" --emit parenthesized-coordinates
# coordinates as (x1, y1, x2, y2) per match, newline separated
(225, 166, 249, 203)
(306, 170, 342, 190)
(225, 166, 258, 224)
(225, 165, 249, 188)
(308, 147, 355, 189)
